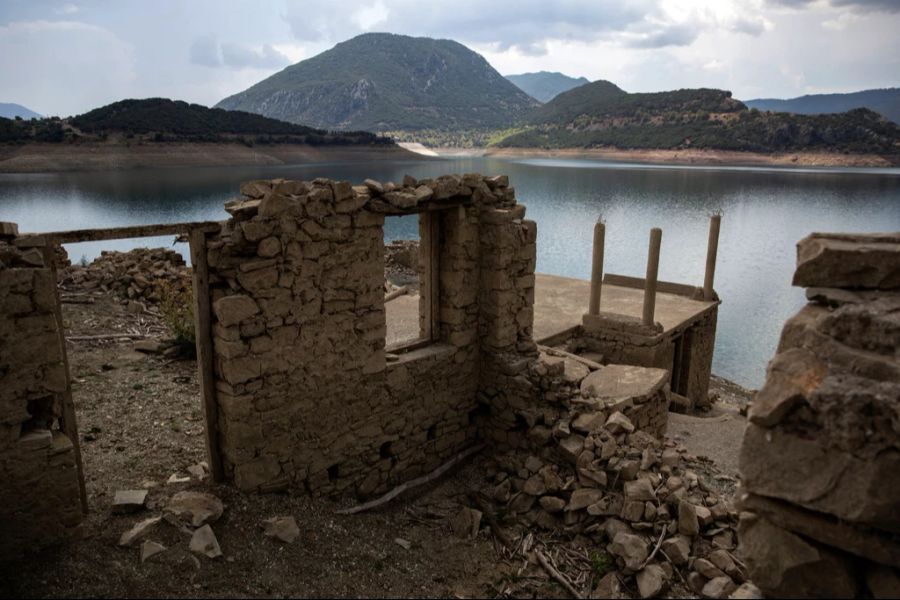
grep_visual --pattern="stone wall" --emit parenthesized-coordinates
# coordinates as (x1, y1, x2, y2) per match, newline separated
(0, 232, 82, 560)
(205, 174, 538, 497)
(569, 306, 717, 409)
(738, 232, 900, 598)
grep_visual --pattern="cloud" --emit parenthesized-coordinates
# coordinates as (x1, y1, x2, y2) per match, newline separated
(55, 3, 80, 15)
(190, 34, 221, 67)
(625, 21, 700, 48)
(0, 20, 135, 116)
(190, 36, 291, 70)
(770, 0, 900, 11)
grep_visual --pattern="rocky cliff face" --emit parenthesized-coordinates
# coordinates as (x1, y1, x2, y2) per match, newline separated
(738, 232, 900, 598)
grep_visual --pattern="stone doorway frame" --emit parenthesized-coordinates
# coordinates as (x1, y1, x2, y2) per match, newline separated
(15, 220, 226, 511)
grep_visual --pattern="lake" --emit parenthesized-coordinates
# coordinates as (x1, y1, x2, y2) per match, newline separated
(2, 156, 899, 389)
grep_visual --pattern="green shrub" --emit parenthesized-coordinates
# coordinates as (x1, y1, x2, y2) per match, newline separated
(159, 280, 196, 358)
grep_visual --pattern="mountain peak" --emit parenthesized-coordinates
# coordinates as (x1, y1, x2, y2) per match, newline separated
(217, 33, 537, 131)
(505, 72, 592, 103)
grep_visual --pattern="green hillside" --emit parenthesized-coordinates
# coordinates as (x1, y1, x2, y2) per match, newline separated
(215, 32, 539, 132)
(505, 71, 590, 102)
(496, 82, 900, 154)
(0, 98, 391, 146)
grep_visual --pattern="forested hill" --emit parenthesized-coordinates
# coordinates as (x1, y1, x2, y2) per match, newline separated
(745, 88, 900, 125)
(0, 98, 392, 146)
(495, 82, 900, 154)
(216, 32, 539, 131)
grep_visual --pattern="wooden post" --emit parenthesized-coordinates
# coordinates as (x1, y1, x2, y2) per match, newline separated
(588, 218, 605, 315)
(642, 228, 662, 327)
(703, 213, 721, 301)
(189, 228, 224, 482)
(39, 243, 88, 513)
(418, 212, 441, 342)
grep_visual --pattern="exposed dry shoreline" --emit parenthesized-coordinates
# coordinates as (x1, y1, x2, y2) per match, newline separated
(0, 142, 423, 173)
(485, 146, 900, 168)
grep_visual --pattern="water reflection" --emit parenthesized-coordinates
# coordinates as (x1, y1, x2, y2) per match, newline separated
(2, 156, 898, 388)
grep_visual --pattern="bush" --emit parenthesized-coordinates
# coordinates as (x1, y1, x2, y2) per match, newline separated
(159, 280, 196, 358)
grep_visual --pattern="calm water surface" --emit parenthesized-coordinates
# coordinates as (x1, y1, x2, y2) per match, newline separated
(2, 156, 899, 388)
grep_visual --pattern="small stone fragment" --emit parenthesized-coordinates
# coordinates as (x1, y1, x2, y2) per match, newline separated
(261, 516, 300, 544)
(165, 491, 224, 527)
(140, 540, 166, 562)
(112, 489, 148, 514)
(702, 576, 737, 599)
(394, 537, 411, 550)
(119, 516, 162, 547)
(606, 412, 635, 434)
(190, 524, 222, 558)
(608, 532, 649, 573)
(449, 507, 482, 539)
(678, 500, 700, 536)
(636, 564, 667, 598)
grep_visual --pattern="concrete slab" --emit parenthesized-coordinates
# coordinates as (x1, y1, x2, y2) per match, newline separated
(533, 273, 717, 343)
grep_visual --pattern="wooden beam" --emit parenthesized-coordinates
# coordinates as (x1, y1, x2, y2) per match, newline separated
(39, 245, 88, 514)
(17, 221, 221, 245)
(603, 273, 704, 300)
(189, 229, 224, 483)
(366, 198, 473, 216)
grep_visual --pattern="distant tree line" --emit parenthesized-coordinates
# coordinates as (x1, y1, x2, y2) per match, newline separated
(0, 98, 393, 146)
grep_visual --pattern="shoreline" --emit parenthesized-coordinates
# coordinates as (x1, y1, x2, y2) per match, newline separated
(482, 146, 900, 168)
(0, 141, 425, 173)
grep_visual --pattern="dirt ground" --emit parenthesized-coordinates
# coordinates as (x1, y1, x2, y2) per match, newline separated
(0, 285, 751, 599)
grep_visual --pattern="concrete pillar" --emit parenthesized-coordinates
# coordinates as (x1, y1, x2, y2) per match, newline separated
(642, 228, 662, 327)
(703, 214, 721, 301)
(588, 218, 605, 315)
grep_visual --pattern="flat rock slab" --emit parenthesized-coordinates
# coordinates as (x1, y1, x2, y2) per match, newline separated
(581, 364, 669, 401)
(793, 233, 900, 290)
(112, 489, 148, 514)
(165, 491, 223, 527)
(190, 524, 222, 559)
(261, 516, 300, 544)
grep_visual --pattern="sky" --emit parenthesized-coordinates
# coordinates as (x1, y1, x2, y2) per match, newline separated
(1, 0, 898, 117)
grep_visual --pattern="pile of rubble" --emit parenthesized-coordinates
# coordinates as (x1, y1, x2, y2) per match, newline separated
(477, 409, 749, 598)
(60, 247, 191, 307)
(115, 464, 300, 564)
(471, 350, 754, 598)
(738, 232, 900, 598)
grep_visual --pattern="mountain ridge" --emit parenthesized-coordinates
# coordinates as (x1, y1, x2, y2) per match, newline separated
(215, 32, 539, 131)
(744, 88, 900, 124)
(505, 71, 590, 102)
(0, 103, 42, 120)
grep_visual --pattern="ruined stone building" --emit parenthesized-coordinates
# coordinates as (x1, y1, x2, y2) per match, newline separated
(2, 174, 897, 598)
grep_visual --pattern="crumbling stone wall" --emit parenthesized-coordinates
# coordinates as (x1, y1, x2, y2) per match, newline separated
(0, 232, 82, 559)
(570, 306, 717, 408)
(206, 174, 538, 497)
(738, 232, 900, 598)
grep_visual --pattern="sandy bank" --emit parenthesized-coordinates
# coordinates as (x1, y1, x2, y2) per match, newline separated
(0, 142, 425, 173)
(485, 146, 900, 168)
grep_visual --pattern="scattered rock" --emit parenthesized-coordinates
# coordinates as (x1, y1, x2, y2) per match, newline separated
(112, 489, 148, 514)
(702, 576, 738, 599)
(449, 507, 482, 539)
(189, 524, 222, 559)
(140, 540, 166, 562)
(118, 516, 162, 547)
(605, 412, 635, 434)
(393, 537, 411, 550)
(635, 564, 667, 598)
(608, 532, 649, 573)
(165, 491, 223, 527)
(261, 516, 300, 544)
